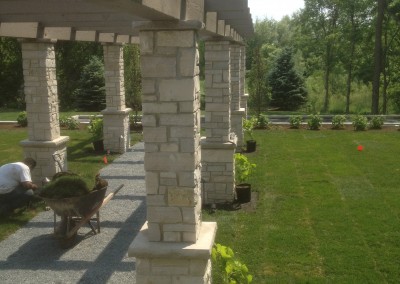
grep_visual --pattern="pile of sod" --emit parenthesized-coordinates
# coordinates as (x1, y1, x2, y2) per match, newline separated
(40, 174, 91, 199)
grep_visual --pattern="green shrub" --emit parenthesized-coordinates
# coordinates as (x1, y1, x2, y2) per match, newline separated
(235, 153, 256, 184)
(212, 243, 253, 284)
(307, 113, 322, 130)
(88, 116, 103, 141)
(352, 114, 368, 131)
(59, 115, 79, 130)
(40, 175, 90, 199)
(16, 111, 27, 127)
(256, 114, 270, 129)
(289, 115, 302, 129)
(331, 115, 347, 129)
(243, 117, 257, 140)
(369, 115, 385, 129)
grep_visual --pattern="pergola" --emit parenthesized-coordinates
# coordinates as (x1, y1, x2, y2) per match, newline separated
(0, 1, 253, 282)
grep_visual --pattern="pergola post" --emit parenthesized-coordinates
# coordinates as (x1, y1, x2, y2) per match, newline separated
(129, 27, 216, 283)
(230, 43, 245, 150)
(201, 40, 236, 205)
(20, 40, 69, 183)
(240, 45, 249, 119)
(102, 44, 131, 153)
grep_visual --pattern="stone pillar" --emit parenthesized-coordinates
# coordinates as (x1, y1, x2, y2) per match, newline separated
(240, 46, 249, 119)
(102, 44, 131, 153)
(20, 41, 69, 183)
(230, 43, 245, 150)
(201, 40, 236, 205)
(129, 28, 216, 284)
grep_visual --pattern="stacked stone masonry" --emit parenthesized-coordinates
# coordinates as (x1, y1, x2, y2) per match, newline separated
(102, 45, 131, 153)
(202, 40, 236, 205)
(20, 41, 68, 182)
(203, 40, 231, 144)
(140, 29, 202, 244)
(230, 43, 245, 149)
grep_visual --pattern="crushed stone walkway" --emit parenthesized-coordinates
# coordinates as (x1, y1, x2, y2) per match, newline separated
(0, 142, 146, 284)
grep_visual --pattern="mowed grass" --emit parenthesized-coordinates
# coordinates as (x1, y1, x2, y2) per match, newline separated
(204, 128, 400, 283)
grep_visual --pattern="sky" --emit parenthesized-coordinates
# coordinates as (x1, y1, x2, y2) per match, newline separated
(248, 0, 305, 21)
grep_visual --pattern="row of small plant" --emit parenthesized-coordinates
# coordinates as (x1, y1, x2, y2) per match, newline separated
(17, 111, 81, 130)
(290, 114, 386, 131)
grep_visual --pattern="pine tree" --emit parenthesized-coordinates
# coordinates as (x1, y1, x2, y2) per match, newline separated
(74, 56, 106, 111)
(268, 47, 307, 111)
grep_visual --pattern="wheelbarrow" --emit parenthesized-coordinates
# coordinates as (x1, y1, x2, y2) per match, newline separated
(40, 153, 124, 248)
(41, 184, 124, 248)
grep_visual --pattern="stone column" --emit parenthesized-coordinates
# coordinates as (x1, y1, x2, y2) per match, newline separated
(230, 43, 245, 150)
(201, 40, 236, 205)
(240, 46, 249, 119)
(102, 44, 131, 153)
(129, 28, 216, 284)
(20, 40, 69, 183)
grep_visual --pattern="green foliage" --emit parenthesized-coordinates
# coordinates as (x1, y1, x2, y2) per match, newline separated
(0, 37, 24, 109)
(268, 47, 308, 111)
(16, 111, 27, 127)
(74, 56, 106, 111)
(59, 115, 79, 130)
(129, 112, 141, 128)
(243, 117, 257, 140)
(247, 47, 269, 115)
(331, 115, 347, 129)
(352, 114, 368, 131)
(55, 41, 103, 111)
(369, 115, 385, 129)
(212, 243, 253, 284)
(234, 153, 256, 184)
(256, 114, 270, 129)
(289, 115, 303, 129)
(124, 44, 142, 111)
(88, 117, 103, 141)
(40, 175, 90, 199)
(307, 113, 322, 130)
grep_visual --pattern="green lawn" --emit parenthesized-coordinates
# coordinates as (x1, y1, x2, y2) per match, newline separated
(204, 128, 400, 283)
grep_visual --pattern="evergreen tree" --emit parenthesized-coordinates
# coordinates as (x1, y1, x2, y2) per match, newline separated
(74, 56, 106, 111)
(124, 44, 142, 112)
(268, 47, 308, 111)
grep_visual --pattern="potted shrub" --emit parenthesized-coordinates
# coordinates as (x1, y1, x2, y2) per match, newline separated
(243, 117, 257, 152)
(234, 153, 256, 203)
(88, 117, 104, 152)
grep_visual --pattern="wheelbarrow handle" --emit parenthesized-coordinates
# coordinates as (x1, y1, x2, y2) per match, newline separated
(102, 184, 124, 205)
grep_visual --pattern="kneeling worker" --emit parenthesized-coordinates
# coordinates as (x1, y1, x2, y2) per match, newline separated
(0, 157, 39, 215)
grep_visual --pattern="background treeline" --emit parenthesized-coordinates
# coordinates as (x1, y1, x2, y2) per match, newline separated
(246, 0, 400, 114)
(0, 39, 142, 112)
(1, 0, 400, 115)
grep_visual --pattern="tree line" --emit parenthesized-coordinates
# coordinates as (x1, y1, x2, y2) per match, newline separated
(1, 1, 400, 115)
(246, 0, 400, 115)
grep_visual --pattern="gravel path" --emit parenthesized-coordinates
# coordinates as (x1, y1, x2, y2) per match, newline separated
(0, 142, 146, 283)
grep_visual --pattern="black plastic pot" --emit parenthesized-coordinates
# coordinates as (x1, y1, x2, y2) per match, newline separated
(246, 140, 257, 153)
(92, 140, 104, 152)
(235, 183, 251, 203)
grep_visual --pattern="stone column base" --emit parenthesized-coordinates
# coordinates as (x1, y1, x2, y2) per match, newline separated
(20, 136, 70, 184)
(102, 108, 132, 153)
(129, 222, 217, 284)
(231, 108, 245, 150)
(201, 137, 237, 204)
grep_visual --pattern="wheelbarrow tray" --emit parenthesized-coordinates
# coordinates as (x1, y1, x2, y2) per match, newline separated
(41, 187, 107, 217)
